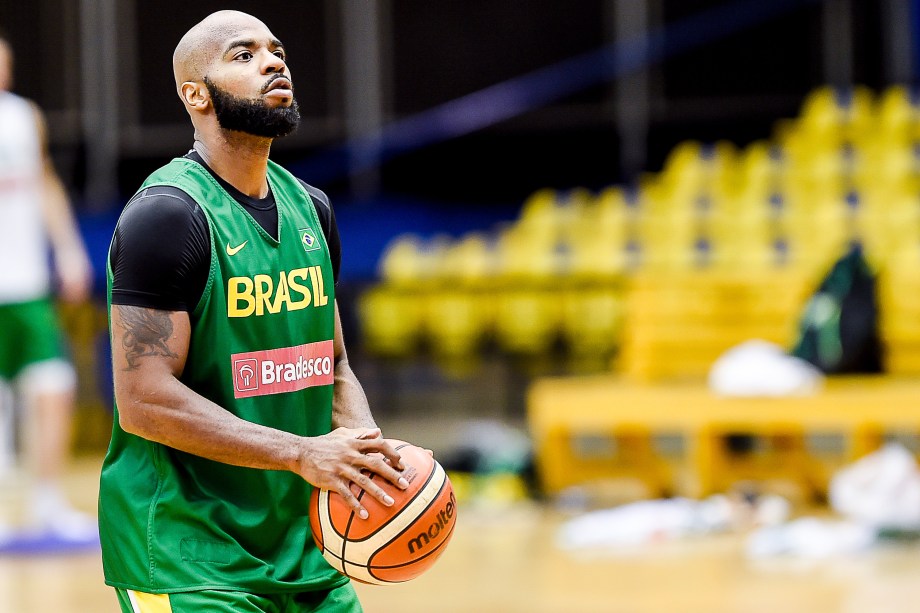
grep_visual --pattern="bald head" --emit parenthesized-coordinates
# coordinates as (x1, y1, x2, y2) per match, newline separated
(172, 10, 270, 87)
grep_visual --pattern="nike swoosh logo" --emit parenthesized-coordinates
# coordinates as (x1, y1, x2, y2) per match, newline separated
(226, 240, 248, 256)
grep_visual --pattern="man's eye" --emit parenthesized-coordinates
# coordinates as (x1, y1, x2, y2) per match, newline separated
(236, 51, 253, 61)
(274, 51, 286, 60)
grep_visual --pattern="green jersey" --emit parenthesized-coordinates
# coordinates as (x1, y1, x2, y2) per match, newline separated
(99, 157, 345, 594)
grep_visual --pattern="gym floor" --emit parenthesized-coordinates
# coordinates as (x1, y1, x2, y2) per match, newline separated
(1, 456, 920, 613)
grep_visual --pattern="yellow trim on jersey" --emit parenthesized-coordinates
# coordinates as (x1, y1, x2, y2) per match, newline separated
(127, 590, 172, 613)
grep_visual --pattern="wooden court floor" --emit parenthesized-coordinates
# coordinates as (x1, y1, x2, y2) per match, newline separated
(1, 456, 920, 613)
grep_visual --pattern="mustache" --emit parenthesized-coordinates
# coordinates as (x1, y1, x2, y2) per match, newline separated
(261, 73, 292, 94)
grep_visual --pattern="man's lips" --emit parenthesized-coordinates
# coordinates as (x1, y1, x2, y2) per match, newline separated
(263, 77, 293, 94)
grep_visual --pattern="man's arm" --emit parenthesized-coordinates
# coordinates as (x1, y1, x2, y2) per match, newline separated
(33, 104, 92, 303)
(332, 300, 377, 429)
(110, 304, 407, 518)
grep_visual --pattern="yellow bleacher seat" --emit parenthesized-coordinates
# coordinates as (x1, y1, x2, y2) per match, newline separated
(559, 285, 624, 357)
(854, 142, 915, 188)
(495, 225, 560, 281)
(358, 83, 912, 370)
(567, 187, 637, 279)
(423, 289, 491, 358)
(357, 286, 425, 357)
(568, 232, 630, 280)
(876, 84, 920, 142)
(434, 232, 495, 286)
(737, 140, 785, 194)
(658, 140, 739, 204)
(878, 255, 920, 374)
(492, 288, 562, 355)
(518, 187, 558, 224)
(797, 84, 876, 141)
(618, 270, 816, 381)
(377, 234, 444, 287)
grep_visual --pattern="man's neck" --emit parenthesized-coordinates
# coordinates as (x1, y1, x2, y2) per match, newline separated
(193, 132, 273, 198)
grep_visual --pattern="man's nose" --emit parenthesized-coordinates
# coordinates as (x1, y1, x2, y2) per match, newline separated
(262, 51, 285, 74)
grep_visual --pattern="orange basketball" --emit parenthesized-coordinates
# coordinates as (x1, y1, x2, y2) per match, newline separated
(309, 439, 457, 585)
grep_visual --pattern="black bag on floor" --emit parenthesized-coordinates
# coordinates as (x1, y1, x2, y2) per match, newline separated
(789, 244, 883, 374)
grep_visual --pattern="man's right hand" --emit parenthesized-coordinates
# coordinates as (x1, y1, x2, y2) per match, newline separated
(296, 427, 409, 519)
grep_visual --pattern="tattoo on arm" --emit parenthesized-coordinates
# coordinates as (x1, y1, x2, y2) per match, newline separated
(120, 307, 179, 370)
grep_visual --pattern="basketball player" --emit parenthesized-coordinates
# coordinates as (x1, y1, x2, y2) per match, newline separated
(100, 10, 408, 612)
(0, 33, 97, 540)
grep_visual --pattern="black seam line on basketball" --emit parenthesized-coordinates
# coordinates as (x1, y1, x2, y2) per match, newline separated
(348, 458, 441, 544)
(341, 455, 391, 562)
(321, 549, 346, 562)
(340, 480, 369, 563)
(361, 519, 455, 581)
(364, 477, 452, 571)
(367, 522, 456, 581)
(333, 492, 349, 574)
(337, 443, 416, 565)
(318, 532, 454, 569)
(317, 519, 453, 566)
(322, 492, 347, 574)
(326, 493, 348, 540)
(341, 483, 366, 564)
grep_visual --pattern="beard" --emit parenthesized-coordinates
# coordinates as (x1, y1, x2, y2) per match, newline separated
(204, 76, 301, 138)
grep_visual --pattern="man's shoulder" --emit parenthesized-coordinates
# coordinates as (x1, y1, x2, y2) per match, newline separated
(294, 178, 331, 213)
(115, 185, 207, 251)
(122, 185, 201, 223)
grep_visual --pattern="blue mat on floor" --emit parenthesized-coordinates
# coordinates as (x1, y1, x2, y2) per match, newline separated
(0, 530, 100, 555)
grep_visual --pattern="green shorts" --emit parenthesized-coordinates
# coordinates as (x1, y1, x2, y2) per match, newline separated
(0, 298, 69, 381)
(114, 583, 363, 613)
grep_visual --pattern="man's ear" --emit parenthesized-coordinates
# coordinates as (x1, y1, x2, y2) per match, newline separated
(180, 81, 209, 110)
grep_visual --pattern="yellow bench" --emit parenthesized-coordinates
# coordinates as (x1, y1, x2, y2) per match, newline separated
(527, 375, 920, 498)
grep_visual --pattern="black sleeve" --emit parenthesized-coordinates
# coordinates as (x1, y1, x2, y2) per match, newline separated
(109, 186, 211, 311)
(298, 179, 342, 285)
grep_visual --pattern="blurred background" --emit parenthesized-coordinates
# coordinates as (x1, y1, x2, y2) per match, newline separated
(6, 0, 920, 611)
(10, 0, 916, 433)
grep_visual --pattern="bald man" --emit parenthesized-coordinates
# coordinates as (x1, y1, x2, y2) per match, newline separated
(0, 33, 95, 540)
(99, 11, 405, 612)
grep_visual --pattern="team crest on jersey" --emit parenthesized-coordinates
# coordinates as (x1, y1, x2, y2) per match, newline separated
(300, 227, 320, 252)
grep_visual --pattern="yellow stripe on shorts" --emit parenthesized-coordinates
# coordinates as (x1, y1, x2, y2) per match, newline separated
(127, 590, 172, 613)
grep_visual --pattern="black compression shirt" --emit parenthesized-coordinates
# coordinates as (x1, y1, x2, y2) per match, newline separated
(109, 150, 341, 311)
